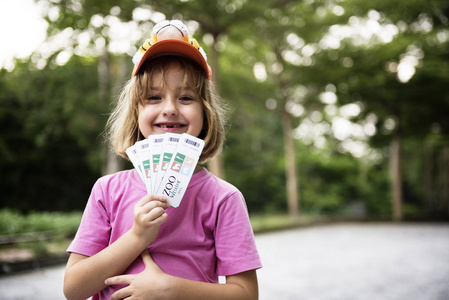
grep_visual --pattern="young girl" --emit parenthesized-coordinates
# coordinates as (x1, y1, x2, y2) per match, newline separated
(63, 20, 262, 300)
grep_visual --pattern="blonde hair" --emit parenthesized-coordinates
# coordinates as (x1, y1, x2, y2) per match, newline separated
(106, 56, 227, 163)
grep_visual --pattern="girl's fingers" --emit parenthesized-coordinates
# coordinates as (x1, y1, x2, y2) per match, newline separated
(140, 200, 169, 216)
(155, 212, 168, 225)
(135, 194, 151, 208)
(146, 206, 165, 221)
(134, 195, 169, 227)
(141, 249, 152, 265)
(141, 249, 163, 271)
(148, 194, 167, 204)
(135, 194, 168, 209)
(136, 203, 168, 226)
(109, 286, 131, 300)
(105, 274, 133, 286)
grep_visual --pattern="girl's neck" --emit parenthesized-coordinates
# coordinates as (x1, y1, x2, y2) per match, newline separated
(194, 164, 203, 174)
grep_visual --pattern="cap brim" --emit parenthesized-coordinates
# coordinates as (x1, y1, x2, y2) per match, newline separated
(132, 39, 211, 78)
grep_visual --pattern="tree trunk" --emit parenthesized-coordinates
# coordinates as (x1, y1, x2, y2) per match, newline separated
(282, 107, 300, 219)
(207, 34, 225, 179)
(424, 145, 433, 214)
(99, 50, 122, 175)
(390, 114, 402, 221)
(441, 146, 449, 215)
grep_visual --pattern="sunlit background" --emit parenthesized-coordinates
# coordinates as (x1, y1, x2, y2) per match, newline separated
(0, 1, 47, 69)
(1, 1, 448, 298)
(1, 0, 448, 251)
(1, 1, 439, 161)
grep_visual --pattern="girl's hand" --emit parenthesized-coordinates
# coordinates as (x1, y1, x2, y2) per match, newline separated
(106, 250, 172, 300)
(131, 194, 169, 245)
(106, 250, 259, 300)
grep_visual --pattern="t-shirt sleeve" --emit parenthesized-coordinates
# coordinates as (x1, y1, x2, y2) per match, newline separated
(67, 179, 111, 257)
(214, 191, 262, 276)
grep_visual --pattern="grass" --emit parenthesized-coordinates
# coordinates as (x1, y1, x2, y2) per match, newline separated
(0, 209, 82, 236)
(0, 209, 319, 238)
(0, 209, 316, 263)
(250, 213, 317, 233)
(0, 209, 316, 238)
(0, 209, 82, 262)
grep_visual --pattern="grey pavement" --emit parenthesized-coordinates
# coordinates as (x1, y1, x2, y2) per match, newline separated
(0, 222, 448, 299)
(0, 264, 65, 299)
(256, 223, 449, 300)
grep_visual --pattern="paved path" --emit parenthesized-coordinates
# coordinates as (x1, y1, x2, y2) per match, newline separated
(0, 223, 448, 299)
(256, 223, 449, 300)
(0, 264, 65, 299)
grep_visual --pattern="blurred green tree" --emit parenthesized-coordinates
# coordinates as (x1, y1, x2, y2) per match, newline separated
(1, 0, 446, 220)
(316, 0, 449, 219)
(0, 56, 102, 211)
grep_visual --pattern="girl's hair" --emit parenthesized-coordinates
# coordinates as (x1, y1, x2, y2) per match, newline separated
(106, 56, 227, 163)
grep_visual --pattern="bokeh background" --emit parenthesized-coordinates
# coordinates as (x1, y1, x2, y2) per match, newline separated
(1, 0, 448, 239)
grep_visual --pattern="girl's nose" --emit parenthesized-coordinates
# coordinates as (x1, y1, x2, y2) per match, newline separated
(162, 98, 178, 116)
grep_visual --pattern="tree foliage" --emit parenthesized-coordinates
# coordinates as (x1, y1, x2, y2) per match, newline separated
(0, 55, 103, 211)
(0, 0, 447, 219)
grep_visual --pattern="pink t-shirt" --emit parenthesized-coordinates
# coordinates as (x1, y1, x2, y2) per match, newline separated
(67, 168, 262, 299)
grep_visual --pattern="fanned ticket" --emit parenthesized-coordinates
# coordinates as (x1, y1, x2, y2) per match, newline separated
(148, 134, 164, 194)
(134, 139, 152, 193)
(126, 133, 204, 207)
(126, 145, 145, 183)
(156, 133, 205, 207)
(154, 133, 180, 194)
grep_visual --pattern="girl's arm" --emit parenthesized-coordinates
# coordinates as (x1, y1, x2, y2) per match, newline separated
(63, 195, 169, 300)
(106, 250, 259, 300)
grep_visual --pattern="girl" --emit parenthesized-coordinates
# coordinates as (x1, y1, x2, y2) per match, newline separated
(63, 20, 262, 300)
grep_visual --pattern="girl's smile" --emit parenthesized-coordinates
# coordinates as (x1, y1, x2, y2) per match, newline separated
(155, 122, 187, 132)
(138, 62, 204, 138)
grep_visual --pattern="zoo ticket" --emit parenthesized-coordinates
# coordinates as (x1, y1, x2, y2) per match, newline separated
(126, 133, 204, 207)
(134, 139, 152, 193)
(156, 133, 204, 207)
(148, 134, 164, 193)
(154, 133, 180, 194)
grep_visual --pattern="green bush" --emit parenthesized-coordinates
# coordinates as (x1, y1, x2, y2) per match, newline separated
(0, 209, 82, 236)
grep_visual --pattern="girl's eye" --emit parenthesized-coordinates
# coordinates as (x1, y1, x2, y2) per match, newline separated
(146, 96, 161, 101)
(179, 96, 194, 101)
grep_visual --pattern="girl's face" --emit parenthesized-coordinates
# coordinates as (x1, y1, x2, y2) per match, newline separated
(138, 62, 204, 138)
